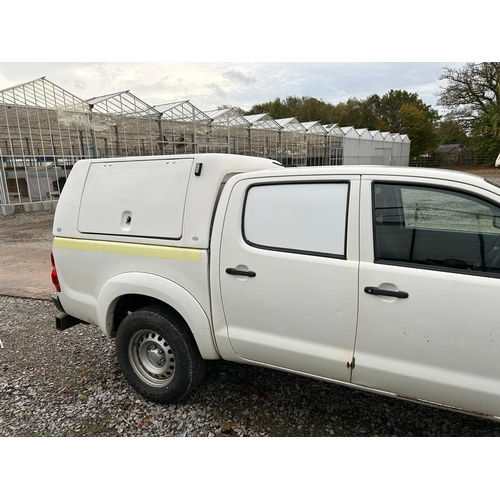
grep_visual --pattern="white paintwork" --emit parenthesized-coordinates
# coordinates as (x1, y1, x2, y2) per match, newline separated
(95, 272, 219, 359)
(54, 153, 282, 248)
(78, 158, 194, 239)
(216, 175, 359, 382)
(355, 174, 500, 417)
(53, 154, 500, 420)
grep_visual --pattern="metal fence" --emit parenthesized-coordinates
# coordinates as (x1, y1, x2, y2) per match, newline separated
(408, 153, 492, 168)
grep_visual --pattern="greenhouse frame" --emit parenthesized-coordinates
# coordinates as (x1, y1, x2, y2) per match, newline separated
(86, 91, 161, 158)
(202, 108, 251, 155)
(0, 76, 411, 213)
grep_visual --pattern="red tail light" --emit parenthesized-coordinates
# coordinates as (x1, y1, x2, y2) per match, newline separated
(50, 251, 61, 292)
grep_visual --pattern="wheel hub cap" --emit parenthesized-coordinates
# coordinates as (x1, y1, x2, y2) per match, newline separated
(129, 330, 176, 387)
(147, 346, 165, 366)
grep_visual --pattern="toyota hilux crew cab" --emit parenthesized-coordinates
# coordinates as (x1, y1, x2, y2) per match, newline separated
(51, 153, 500, 421)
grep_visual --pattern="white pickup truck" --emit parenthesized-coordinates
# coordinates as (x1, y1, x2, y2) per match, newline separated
(51, 153, 500, 421)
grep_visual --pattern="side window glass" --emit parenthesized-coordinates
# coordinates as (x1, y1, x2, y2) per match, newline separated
(401, 187, 500, 233)
(373, 183, 500, 274)
(244, 182, 349, 257)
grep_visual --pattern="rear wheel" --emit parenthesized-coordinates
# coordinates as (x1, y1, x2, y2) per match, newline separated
(115, 304, 207, 403)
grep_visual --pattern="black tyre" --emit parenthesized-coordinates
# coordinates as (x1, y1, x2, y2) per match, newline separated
(115, 304, 207, 404)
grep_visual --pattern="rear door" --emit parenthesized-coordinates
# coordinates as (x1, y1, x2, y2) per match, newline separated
(219, 174, 360, 382)
(354, 175, 500, 417)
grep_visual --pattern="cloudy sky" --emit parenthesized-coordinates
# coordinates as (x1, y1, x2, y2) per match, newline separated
(0, 61, 467, 113)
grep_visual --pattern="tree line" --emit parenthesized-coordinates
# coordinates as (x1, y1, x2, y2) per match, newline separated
(232, 63, 500, 162)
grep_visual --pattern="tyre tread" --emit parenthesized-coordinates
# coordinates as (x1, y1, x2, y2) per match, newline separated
(115, 304, 207, 404)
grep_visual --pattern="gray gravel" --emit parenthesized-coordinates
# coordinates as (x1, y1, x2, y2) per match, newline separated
(0, 208, 56, 227)
(2, 206, 500, 436)
(1, 294, 500, 436)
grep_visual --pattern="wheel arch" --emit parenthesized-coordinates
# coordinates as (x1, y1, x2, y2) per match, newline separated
(96, 272, 220, 360)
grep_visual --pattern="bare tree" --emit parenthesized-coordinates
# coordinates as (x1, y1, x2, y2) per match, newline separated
(437, 63, 500, 118)
(437, 63, 500, 158)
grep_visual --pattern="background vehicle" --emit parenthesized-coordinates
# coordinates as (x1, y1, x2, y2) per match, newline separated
(52, 154, 500, 421)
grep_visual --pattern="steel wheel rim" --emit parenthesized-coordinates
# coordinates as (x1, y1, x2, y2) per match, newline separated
(129, 329, 176, 387)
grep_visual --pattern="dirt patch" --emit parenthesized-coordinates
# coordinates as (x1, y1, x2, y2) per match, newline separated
(0, 214, 54, 300)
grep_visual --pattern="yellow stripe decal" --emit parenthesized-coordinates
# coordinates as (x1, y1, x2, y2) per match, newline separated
(53, 237, 201, 262)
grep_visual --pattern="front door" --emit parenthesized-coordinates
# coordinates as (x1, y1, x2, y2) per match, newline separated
(354, 176, 500, 417)
(219, 175, 360, 382)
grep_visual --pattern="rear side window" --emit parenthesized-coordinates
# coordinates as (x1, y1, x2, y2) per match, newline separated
(243, 182, 349, 258)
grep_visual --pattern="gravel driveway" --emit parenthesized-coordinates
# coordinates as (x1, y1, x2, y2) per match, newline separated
(2, 169, 500, 436)
(1, 294, 500, 437)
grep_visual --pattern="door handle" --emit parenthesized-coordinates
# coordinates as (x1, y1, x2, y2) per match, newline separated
(364, 286, 408, 299)
(226, 268, 256, 278)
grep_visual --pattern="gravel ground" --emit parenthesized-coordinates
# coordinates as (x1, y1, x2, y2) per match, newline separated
(2, 168, 500, 437)
(2, 295, 500, 437)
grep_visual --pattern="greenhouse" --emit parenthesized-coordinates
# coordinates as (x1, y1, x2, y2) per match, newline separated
(243, 113, 281, 160)
(0, 76, 411, 213)
(275, 117, 307, 166)
(302, 121, 329, 166)
(340, 127, 410, 166)
(86, 90, 161, 158)
(154, 101, 211, 155)
(0, 77, 92, 207)
(202, 108, 250, 154)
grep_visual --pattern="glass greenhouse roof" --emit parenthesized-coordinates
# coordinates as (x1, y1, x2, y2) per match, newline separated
(86, 91, 161, 118)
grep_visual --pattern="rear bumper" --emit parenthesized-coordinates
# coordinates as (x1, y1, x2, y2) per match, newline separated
(52, 292, 86, 331)
(52, 292, 65, 313)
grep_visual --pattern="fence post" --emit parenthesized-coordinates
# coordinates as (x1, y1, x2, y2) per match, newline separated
(0, 153, 10, 205)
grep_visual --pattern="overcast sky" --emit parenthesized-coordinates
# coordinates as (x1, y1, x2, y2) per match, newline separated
(0, 62, 467, 114)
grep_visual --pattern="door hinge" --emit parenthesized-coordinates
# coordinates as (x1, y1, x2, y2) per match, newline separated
(347, 357, 355, 370)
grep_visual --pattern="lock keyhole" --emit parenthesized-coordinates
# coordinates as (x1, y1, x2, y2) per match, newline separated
(121, 211, 133, 231)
